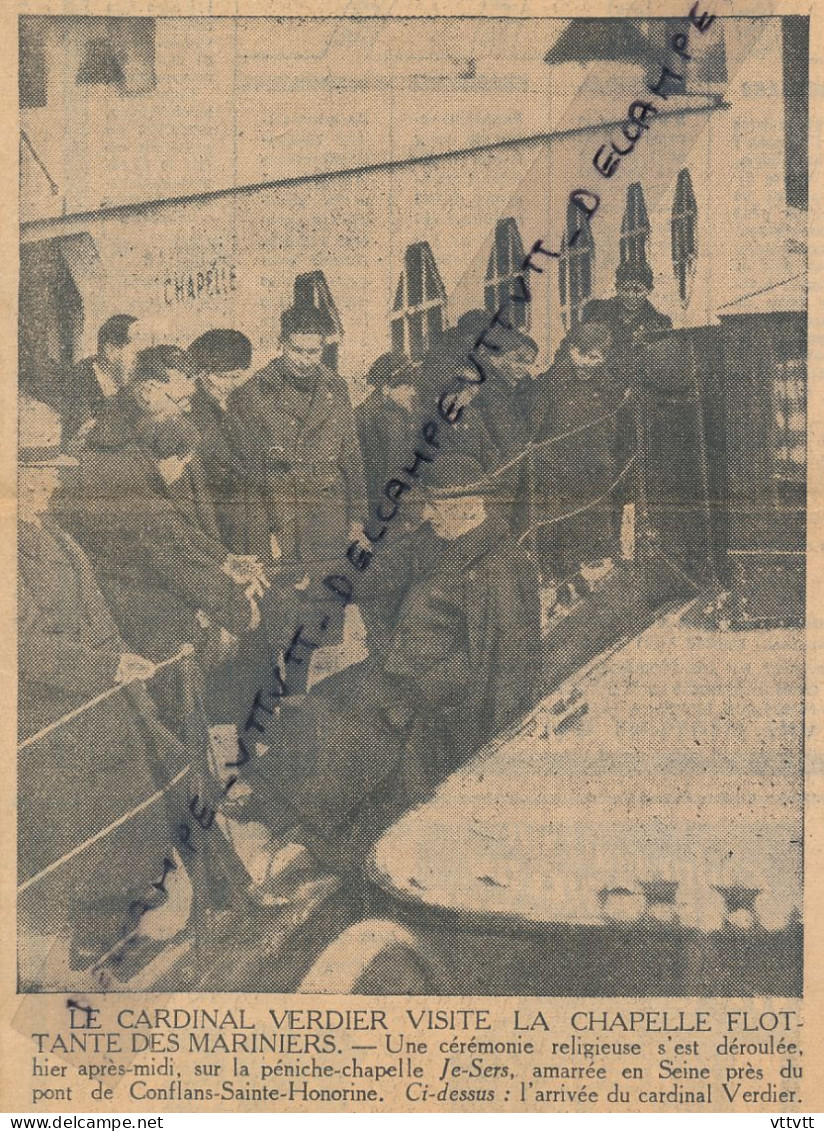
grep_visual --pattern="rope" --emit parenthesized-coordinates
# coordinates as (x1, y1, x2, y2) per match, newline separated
(716, 271, 806, 312)
(18, 646, 194, 752)
(17, 764, 191, 895)
(517, 457, 637, 544)
(440, 391, 633, 494)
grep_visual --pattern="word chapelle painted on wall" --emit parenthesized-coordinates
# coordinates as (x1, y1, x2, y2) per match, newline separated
(163, 259, 238, 306)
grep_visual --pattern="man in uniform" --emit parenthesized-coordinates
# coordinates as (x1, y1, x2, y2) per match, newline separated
(225, 303, 366, 671)
(63, 314, 142, 440)
(18, 396, 191, 980)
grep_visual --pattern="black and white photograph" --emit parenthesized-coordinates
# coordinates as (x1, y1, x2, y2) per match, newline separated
(15, 9, 808, 1017)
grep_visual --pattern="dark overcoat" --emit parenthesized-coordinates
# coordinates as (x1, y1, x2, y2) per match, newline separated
(383, 512, 542, 785)
(17, 517, 187, 962)
(582, 296, 673, 368)
(532, 360, 629, 574)
(189, 380, 270, 557)
(62, 356, 114, 438)
(61, 442, 252, 662)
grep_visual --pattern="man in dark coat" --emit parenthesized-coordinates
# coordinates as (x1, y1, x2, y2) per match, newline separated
(420, 311, 539, 531)
(18, 397, 191, 981)
(228, 451, 541, 870)
(531, 322, 630, 599)
(225, 304, 367, 590)
(188, 328, 270, 556)
(582, 260, 672, 374)
(223, 326, 544, 864)
(381, 450, 542, 793)
(19, 395, 158, 734)
(417, 309, 488, 405)
(62, 346, 267, 682)
(63, 314, 141, 440)
(471, 324, 539, 456)
(356, 350, 419, 507)
(467, 322, 539, 534)
(354, 351, 427, 653)
(579, 262, 672, 578)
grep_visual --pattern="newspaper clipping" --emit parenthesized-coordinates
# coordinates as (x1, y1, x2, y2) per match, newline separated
(2, 0, 820, 1116)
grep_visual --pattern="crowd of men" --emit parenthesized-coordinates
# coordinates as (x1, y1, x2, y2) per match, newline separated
(20, 258, 681, 963)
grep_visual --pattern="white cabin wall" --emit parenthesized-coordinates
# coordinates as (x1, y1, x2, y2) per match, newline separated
(21, 97, 741, 396)
(20, 17, 797, 401)
(35, 138, 557, 394)
(713, 18, 793, 308)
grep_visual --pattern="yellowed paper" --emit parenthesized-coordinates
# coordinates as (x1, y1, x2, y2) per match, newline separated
(2, 0, 821, 1114)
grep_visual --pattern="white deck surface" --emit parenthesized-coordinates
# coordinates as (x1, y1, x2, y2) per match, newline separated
(369, 603, 804, 932)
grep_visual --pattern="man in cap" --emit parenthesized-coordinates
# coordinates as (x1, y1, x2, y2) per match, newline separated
(17, 396, 191, 980)
(225, 304, 367, 659)
(188, 329, 269, 555)
(64, 314, 142, 440)
(421, 310, 539, 530)
(582, 261, 672, 373)
(353, 351, 429, 652)
(379, 448, 542, 795)
(580, 264, 672, 577)
(417, 308, 489, 406)
(468, 320, 540, 534)
(190, 329, 254, 414)
(356, 350, 420, 508)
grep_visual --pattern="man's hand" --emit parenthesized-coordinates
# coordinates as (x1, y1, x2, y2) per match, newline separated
(115, 653, 156, 685)
(270, 533, 283, 562)
(223, 554, 271, 590)
(234, 554, 270, 587)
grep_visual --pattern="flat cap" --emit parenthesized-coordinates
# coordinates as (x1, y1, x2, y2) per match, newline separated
(569, 320, 612, 353)
(367, 350, 414, 387)
(280, 304, 334, 337)
(133, 345, 193, 382)
(189, 329, 252, 374)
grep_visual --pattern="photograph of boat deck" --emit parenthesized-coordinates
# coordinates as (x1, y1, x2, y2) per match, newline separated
(17, 13, 806, 995)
